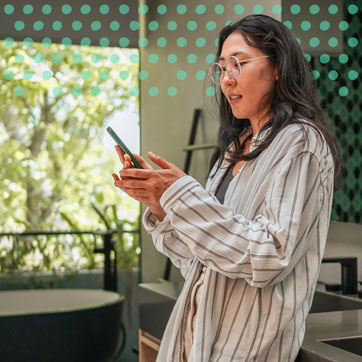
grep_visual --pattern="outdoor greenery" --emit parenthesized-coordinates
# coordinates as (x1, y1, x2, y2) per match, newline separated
(0, 39, 140, 273)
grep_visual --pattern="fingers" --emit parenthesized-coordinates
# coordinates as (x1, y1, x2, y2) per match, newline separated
(115, 145, 125, 165)
(112, 173, 120, 181)
(133, 153, 152, 170)
(148, 151, 174, 169)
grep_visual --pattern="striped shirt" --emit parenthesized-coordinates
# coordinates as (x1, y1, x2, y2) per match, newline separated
(143, 122, 334, 362)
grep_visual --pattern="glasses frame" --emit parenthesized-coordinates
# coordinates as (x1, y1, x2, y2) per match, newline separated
(208, 55, 269, 85)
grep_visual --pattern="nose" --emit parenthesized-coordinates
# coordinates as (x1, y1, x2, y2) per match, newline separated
(221, 71, 236, 86)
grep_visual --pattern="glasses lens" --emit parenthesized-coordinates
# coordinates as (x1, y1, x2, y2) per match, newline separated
(227, 56, 240, 78)
(209, 63, 222, 84)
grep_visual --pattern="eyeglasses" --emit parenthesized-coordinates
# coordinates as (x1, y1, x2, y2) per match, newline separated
(208, 55, 269, 85)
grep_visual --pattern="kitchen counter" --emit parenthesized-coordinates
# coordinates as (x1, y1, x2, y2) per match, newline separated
(139, 281, 362, 361)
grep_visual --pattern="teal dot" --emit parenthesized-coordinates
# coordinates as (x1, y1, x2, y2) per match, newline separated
(100, 37, 109, 47)
(72, 54, 82, 63)
(23, 37, 33, 47)
(328, 70, 338, 80)
(62, 4, 72, 15)
(119, 4, 129, 14)
(4, 70, 14, 80)
(130, 21, 140, 31)
(206, 54, 215, 64)
(100, 4, 109, 14)
(338, 54, 348, 64)
(348, 70, 358, 81)
(177, 4, 187, 14)
(284, 21, 292, 30)
(215, 38, 219, 47)
(304, 53, 311, 62)
(149, 54, 159, 64)
(196, 70, 206, 80)
(168, 21, 177, 31)
(81, 70, 91, 80)
(42, 37, 52, 47)
(110, 54, 120, 63)
(339, 21, 349, 31)
(148, 87, 159, 96)
(110, 21, 120, 31)
(138, 70, 149, 80)
(187, 54, 198, 64)
(42, 5, 52, 14)
(53, 87, 62, 97)
(15, 54, 24, 63)
(168, 54, 177, 64)
(320, 54, 330, 64)
(272, 5, 282, 14)
(42, 70, 52, 80)
(119, 71, 129, 80)
(72, 87, 82, 97)
(130, 87, 140, 96)
(130, 54, 139, 64)
(15, 87, 24, 97)
(206, 21, 217, 31)
(206, 87, 216, 96)
(72, 21, 82, 31)
(23, 70, 33, 80)
(339, 87, 348, 97)
(177, 70, 187, 80)
(4, 37, 14, 47)
(52, 54, 62, 63)
(187, 20, 198, 31)
(34, 54, 43, 63)
(348, 4, 358, 15)
(309, 37, 320, 47)
(91, 87, 101, 96)
(138, 4, 149, 14)
(253, 5, 264, 14)
(320, 21, 330, 31)
(215, 4, 224, 14)
(62, 37, 72, 46)
(4, 4, 14, 15)
(23, 5, 33, 14)
(119, 37, 129, 47)
(309, 5, 320, 14)
(91, 54, 101, 64)
(196, 4, 206, 14)
(148, 21, 159, 31)
(15, 21, 25, 31)
(234, 4, 244, 14)
(196, 37, 206, 47)
(33, 21, 44, 31)
(157, 37, 167, 47)
(81, 4, 91, 14)
(328, 37, 338, 47)
(177, 37, 187, 47)
(168, 87, 178, 96)
(290, 4, 301, 14)
(328, 4, 338, 14)
(157, 4, 167, 14)
(81, 38, 91, 46)
(301, 21, 311, 31)
(311, 70, 320, 80)
(52, 21, 62, 31)
(138, 37, 149, 47)
(348, 37, 358, 48)
(91, 21, 101, 31)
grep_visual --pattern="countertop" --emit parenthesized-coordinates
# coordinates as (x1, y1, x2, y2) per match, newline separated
(139, 281, 362, 361)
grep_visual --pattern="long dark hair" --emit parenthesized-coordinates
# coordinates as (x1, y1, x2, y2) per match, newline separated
(209, 14, 343, 189)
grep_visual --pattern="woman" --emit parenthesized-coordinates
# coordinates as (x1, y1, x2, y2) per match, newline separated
(113, 14, 341, 362)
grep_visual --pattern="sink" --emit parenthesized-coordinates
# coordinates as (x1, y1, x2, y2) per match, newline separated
(310, 291, 362, 313)
(321, 336, 362, 356)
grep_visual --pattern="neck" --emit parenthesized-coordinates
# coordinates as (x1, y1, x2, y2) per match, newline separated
(250, 113, 271, 137)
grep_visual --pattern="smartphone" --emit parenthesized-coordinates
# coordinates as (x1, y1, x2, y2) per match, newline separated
(106, 126, 144, 169)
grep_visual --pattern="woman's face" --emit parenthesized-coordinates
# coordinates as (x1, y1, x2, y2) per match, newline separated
(219, 31, 278, 123)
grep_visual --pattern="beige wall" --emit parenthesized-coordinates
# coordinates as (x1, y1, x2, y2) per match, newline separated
(139, 0, 281, 282)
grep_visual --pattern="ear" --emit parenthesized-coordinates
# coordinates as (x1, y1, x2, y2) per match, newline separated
(274, 65, 279, 81)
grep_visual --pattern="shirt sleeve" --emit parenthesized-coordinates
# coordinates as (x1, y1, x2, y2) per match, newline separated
(142, 207, 195, 279)
(160, 152, 327, 287)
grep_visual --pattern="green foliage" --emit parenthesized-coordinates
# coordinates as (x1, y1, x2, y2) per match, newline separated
(0, 40, 140, 272)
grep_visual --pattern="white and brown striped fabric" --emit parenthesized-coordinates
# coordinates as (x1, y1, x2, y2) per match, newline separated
(143, 122, 334, 362)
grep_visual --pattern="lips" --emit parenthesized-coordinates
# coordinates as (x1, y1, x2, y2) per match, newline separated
(228, 94, 242, 103)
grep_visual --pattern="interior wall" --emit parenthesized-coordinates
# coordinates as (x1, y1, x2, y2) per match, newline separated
(139, 0, 281, 283)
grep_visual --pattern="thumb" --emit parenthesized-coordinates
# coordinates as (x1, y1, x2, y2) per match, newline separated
(148, 151, 173, 169)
